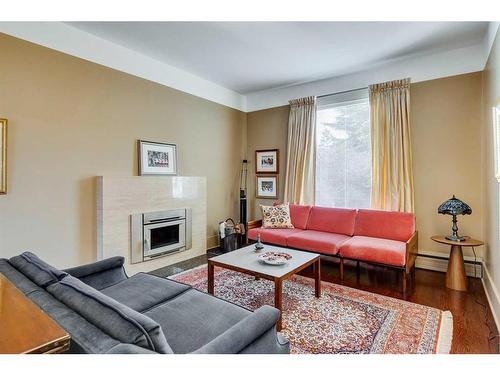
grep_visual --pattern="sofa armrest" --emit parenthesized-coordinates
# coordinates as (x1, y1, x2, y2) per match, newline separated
(191, 305, 280, 354)
(247, 219, 262, 231)
(247, 219, 263, 244)
(105, 343, 158, 354)
(405, 231, 418, 273)
(64, 256, 125, 278)
(63, 256, 128, 290)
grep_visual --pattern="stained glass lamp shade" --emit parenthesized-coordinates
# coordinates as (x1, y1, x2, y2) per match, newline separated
(437, 195, 472, 241)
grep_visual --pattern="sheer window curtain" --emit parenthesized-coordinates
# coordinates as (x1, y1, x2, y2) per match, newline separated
(369, 78, 414, 213)
(283, 96, 317, 204)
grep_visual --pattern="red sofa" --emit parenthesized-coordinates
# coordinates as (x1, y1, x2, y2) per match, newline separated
(247, 205, 418, 293)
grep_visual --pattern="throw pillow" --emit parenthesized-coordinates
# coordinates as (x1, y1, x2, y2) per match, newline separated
(261, 203, 294, 229)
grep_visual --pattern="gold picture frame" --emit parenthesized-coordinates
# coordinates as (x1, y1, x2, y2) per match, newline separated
(0, 119, 7, 194)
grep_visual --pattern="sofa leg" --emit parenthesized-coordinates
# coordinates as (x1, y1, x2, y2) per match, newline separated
(402, 270, 407, 296)
(339, 258, 344, 281)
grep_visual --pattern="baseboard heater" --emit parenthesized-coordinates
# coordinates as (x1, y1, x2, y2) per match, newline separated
(416, 251, 483, 278)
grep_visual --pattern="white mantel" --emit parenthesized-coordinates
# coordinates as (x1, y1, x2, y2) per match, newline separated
(96, 176, 207, 275)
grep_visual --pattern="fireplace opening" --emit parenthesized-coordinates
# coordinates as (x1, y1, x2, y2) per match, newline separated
(131, 208, 192, 263)
(150, 225, 180, 250)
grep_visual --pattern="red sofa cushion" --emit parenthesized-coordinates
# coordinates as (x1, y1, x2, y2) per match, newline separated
(306, 206, 357, 236)
(289, 204, 312, 229)
(339, 236, 407, 267)
(286, 230, 350, 256)
(247, 227, 304, 247)
(354, 209, 415, 242)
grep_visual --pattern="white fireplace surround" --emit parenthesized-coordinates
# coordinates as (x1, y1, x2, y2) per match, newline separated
(96, 176, 207, 275)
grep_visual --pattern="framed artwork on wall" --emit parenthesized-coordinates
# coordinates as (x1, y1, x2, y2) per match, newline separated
(255, 149, 279, 174)
(256, 175, 278, 199)
(138, 140, 177, 176)
(0, 119, 7, 194)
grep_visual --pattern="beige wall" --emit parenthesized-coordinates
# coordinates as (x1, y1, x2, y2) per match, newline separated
(0, 33, 246, 268)
(246, 72, 484, 258)
(0, 30, 489, 277)
(412, 73, 483, 257)
(482, 27, 500, 321)
(246, 105, 289, 219)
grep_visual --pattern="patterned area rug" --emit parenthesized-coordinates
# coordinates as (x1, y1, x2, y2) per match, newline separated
(170, 265, 453, 354)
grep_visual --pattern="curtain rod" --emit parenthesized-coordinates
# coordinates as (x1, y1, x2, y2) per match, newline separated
(317, 86, 368, 99)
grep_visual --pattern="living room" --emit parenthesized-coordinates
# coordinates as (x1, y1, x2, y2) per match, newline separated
(0, 0, 499, 372)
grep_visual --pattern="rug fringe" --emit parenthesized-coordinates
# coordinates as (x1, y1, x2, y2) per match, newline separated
(436, 310, 453, 354)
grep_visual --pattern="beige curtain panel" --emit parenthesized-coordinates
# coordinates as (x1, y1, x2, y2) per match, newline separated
(284, 96, 317, 205)
(369, 78, 415, 213)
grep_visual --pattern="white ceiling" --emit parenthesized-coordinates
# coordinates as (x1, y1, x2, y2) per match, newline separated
(66, 22, 488, 94)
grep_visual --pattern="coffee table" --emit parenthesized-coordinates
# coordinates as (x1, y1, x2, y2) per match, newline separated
(207, 244, 321, 331)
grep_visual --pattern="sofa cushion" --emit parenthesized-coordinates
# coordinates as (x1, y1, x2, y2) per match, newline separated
(144, 288, 250, 353)
(306, 207, 357, 236)
(354, 209, 415, 242)
(247, 227, 304, 246)
(339, 236, 407, 267)
(0, 259, 44, 295)
(27, 289, 121, 354)
(286, 230, 350, 255)
(47, 275, 173, 354)
(100, 273, 191, 312)
(289, 204, 312, 229)
(9, 252, 68, 288)
(261, 203, 294, 229)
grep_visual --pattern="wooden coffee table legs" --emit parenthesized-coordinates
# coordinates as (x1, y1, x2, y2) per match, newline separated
(446, 244, 467, 291)
(275, 257, 321, 331)
(274, 279, 283, 330)
(208, 261, 214, 294)
(314, 257, 321, 298)
(207, 257, 322, 332)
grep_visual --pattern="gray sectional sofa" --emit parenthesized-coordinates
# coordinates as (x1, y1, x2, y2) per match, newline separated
(0, 252, 289, 354)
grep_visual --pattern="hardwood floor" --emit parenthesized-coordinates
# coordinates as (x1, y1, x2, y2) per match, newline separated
(309, 258, 499, 354)
(150, 250, 499, 354)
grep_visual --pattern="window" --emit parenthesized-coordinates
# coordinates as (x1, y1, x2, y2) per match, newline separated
(315, 89, 371, 208)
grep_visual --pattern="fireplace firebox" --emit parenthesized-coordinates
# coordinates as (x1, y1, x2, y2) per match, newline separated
(131, 208, 192, 263)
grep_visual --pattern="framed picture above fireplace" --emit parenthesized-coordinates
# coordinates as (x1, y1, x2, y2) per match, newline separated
(138, 140, 177, 176)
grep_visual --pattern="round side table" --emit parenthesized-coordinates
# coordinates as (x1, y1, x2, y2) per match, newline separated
(431, 235, 483, 291)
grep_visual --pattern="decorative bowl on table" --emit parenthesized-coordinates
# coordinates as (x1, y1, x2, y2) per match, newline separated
(258, 251, 292, 266)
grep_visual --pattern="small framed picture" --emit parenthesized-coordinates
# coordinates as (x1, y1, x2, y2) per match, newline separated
(255, 149, 279, 174)
(138, 140, 177, 176)
(256, 176, 278, 199)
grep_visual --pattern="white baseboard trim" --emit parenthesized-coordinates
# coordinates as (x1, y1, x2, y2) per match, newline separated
(481, 263, 500, 334)
(415, 251, 483, 278)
